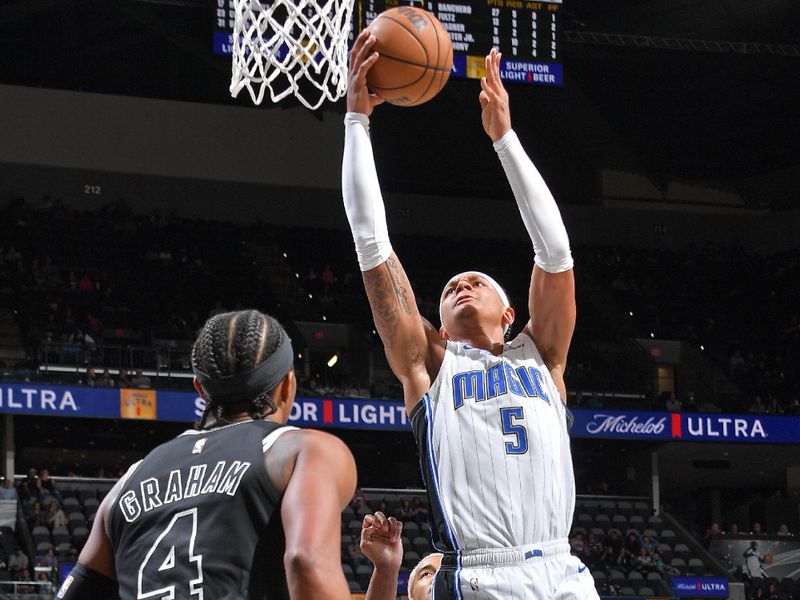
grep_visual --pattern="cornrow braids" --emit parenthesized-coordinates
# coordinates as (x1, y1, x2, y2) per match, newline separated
(192, 310, 288, 430)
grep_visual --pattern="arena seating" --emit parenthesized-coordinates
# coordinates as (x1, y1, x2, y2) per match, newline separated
(2, 200, 797, 415)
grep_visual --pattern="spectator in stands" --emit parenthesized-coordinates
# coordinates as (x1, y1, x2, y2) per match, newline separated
(321, 264, 336, 288)
(351, 491, 370, 516)
(729, 523, 740, 535)
(615, 546, 635, 574)
(410, 496, 428, 526)
(8, 548, 28, 573)
(26, 500, 46, 528)
(36, 572, 53, 594)
(634, 547, 655, 573)
(751, 522, 764, 536)
(625, 532, 642, 556)
(38, 547, 58, 571)
(605, 530, 623, 553)
(118, 367, 132, 388)
(17, 568, 35, 593)
(0, 477, 17, 500)
(131, 368, 151, 389)
(653, 551, 676, 576)
(705, 522, 722, 542)
(640, 534, 659, 552)
(83, 367, 97, 387)
(40, 469, 62, 503)
(570, 531, 586, 554)
(587, 531, 603, 556)
(395, 497, 413, 522)
(777, 524, 791, 536)
(46, 500, 68, 529)
(596, 545, 615, 573)
(78, 273, 94, 294)
(767, 582, 780, 600)
(98, 369, 115, 387)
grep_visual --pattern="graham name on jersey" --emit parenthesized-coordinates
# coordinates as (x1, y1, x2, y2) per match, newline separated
(453, 361, 551, 410)
(118, 460, 251, 523)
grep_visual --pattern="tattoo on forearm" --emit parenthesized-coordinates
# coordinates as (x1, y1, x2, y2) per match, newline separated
(363, 259, 415, 347)
(386, 258, 412, 315)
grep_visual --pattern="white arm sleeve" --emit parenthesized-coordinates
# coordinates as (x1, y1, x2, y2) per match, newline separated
(493, 129, 574, 273)
(342, 112, 393, 271)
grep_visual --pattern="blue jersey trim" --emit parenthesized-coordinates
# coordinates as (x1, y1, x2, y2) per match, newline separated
(423, 393, 460, 552)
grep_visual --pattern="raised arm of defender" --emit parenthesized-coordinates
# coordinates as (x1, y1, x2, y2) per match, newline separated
(480, 49, 576, 396)
(343, 31, 445, 411)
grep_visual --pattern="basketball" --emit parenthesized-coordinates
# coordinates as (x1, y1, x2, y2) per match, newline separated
(365, 6, 453, 106)
(764, 553, 774, 565)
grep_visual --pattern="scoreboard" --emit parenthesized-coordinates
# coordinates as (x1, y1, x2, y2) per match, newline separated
(214, 0, 563, 86)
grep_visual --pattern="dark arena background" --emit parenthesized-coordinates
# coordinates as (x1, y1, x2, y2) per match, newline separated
(0, 0, 799, 598)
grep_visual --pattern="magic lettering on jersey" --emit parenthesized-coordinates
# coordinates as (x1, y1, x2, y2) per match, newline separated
(452, 361, 550, 409)
(118, 460, 251, 523)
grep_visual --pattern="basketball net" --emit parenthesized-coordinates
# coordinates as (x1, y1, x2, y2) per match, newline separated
(230, 0, 355, 110)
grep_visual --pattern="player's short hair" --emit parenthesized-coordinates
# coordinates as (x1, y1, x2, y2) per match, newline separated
(407, 552, 443, 599)
(191, 310, 292, 430)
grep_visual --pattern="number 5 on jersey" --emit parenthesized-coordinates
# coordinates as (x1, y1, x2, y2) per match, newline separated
(500, 407, 528, 454)
(138, 508, 204, 599)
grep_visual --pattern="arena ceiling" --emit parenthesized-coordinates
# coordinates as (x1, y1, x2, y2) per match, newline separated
(0, 0, 798, 207)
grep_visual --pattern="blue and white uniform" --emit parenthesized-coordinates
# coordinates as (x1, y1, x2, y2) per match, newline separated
(410, 331, 597, 600)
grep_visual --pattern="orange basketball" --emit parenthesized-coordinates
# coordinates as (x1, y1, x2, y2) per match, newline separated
(365, 7, 453, 106)
(764, 553, 774, 565)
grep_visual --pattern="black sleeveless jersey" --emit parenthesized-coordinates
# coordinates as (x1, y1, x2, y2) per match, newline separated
(106, 420, 293, 600)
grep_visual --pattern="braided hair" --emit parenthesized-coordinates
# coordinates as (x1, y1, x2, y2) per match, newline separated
(191, 310, 288, 430)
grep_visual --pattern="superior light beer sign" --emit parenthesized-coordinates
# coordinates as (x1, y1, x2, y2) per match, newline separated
(1, 383, 799, 442)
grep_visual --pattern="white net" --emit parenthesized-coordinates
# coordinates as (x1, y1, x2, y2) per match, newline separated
(230, 0, 355, 110)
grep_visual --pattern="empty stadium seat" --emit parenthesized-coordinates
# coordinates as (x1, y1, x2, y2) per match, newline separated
(51, 526, 70, 546)
(646, 516, 664, 534)
(660, 529, 677, 544)
(68, 513, 87, 532)
(412, 536, 430, 555)
(671, 558, 687, 574)
(688, 558, 705, 576)
(403, 551, 420, 570)
(616, 501, 634, 517)
(612, 515, 628, 529)
(32, 526, 50, 546)
(620, 586, 636, 596)
(674, 543, 691, 561)
(62, 498, 80, 512)
(638, 586, 655, 596)
(634, 501, 650, 518)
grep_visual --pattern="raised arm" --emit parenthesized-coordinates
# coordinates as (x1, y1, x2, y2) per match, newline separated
(343, 31, 444, 410)
(277, 430, 357, 600)
(360, 512, 404, 600)
(480, 49, 576, 394)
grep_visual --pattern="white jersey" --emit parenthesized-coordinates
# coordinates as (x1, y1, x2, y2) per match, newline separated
(410, 331, 576, 552)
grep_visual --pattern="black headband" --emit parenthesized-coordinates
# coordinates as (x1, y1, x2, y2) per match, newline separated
(193, 334, 294, 405)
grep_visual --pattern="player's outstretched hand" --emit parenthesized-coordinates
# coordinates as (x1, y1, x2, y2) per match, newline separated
(347, 30, 385, 117)
(360, 511, 403, 571)
(479, 48, 511, 142)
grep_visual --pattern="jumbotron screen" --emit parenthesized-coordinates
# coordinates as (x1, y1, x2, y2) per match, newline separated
(213, 0, 563, 86)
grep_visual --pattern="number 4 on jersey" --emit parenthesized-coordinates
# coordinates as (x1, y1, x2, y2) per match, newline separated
(500, 406, 528, 454)
(138, 508, 204, 599)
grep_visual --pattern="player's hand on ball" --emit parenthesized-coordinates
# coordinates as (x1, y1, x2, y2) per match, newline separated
(479, 48, 511, 142)
(347, 30, 385, 116)
(360, 511, 403, 571)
